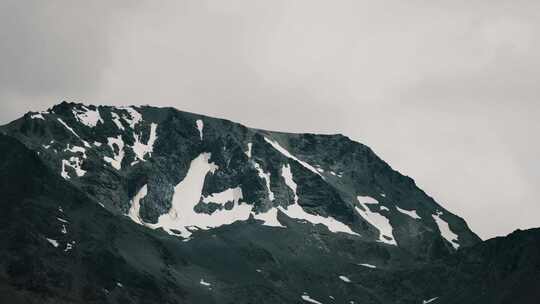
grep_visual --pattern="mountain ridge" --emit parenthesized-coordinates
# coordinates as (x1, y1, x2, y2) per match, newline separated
(1, 101, 537, 303)
(0, 101, 480, 254)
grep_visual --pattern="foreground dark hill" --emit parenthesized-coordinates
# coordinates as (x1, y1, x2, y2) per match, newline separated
(0, 102, 538, 303)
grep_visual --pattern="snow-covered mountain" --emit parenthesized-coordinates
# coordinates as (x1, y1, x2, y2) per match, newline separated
(2, 102, 479, 252)
(0, 101, 537, 304)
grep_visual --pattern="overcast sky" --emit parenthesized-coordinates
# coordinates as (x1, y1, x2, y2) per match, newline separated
(1, 0, 539, 239)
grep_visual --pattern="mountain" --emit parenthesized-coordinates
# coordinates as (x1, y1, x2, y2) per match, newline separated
(0, 101, 537, 304)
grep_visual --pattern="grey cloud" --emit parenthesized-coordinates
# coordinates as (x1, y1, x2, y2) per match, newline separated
(0, 0, 136, 122)
(0, 0, 538, 239)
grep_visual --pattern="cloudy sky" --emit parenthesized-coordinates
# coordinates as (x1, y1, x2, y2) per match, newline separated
(1, 0, 539, 239)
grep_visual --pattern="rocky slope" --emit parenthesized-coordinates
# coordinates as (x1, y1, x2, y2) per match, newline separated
(0, 102, 537, 303)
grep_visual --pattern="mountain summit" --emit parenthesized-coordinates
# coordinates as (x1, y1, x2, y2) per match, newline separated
(0, 102, 537, 304)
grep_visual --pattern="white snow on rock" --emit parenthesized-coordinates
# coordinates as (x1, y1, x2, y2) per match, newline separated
(111, 112, 125, 130)
(281, 164, 299, 203)
(432, 211, 459, 249)
(200, 279, 211, 287)
(64, 242, 74, 252)
(61, 224, 67, 234)
(339, 275, 351, 283)
(72, 105, 103, 127)
(57, 217, 68, 223)
(254, 162, 275, 201)
(46, 238, 59, 248)
(264, 137, 323, 178)
(202, 186, 243, 205)
(120, 106, 143, 129)
(356, 196, 396, 245)
(253, 208, 285, 228)
(64, 145, 87, 158)
(57, 118, 91, 148)
(245, 142, 253, 158)
(103, 136, 125, 170)
(127, 184, 148, 225)
(396, 206, 421, 220)
(57, 118, 78, 137)
(31, 113, 45, 120)
(280, 164, 358, 236)
(357, 263, 377, 269)
(126, 156, 286, 234)
(301, 293, 323, 304)
(329, 171, 342, 177)
(196, 119, 204, 140)
(149, 153, 252, 238)
(423, 297, 439, 304)
(61, 157, 86, 179)
(132, 123, 158, 164)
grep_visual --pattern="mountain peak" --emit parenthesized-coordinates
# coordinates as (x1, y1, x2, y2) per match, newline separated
(2, 102, 481, 257)
(5, 102, 540, 304)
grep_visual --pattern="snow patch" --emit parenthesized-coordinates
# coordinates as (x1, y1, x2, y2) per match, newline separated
(57, 118, 91, 147)
(301, 293, 323, 304)
(264, 137, 323, 178)
(281, 164, 299, 203)
(72, 105, 103, 127)
(396, 206, 421, 220)
(46, 238, 59, 248)
(31, 113, 45, 120)
(245, 142, 253, 158)
(200, 279, 211, 286)
(357, 263, 377, 269)
(202, 186, 243, 205)
(281, 164, 358, 235)
(104, 136, 125, 170)
(423, 297, 439, 304)
(57, 217, 68, 223)
(111, 112, 125, 130)
(127, 184, 148, 225)
(339, 275, 351, 283)
(120, 107, 142, 129)
(64, 145, 87, 158)
(432, 211, 459, 249)
(61, 157, 86, 179)
(356, 196, 396, 245)
(131, 123, 158, 164)
(64, 242, 74, 252)
(254, 162, 274, 201)
(196, 119, 204, 140)
(253, 208, 285, 228)
(149, 153, 252, 238)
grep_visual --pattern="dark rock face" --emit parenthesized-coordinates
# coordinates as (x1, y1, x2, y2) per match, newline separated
(0, 102, 537, 303)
